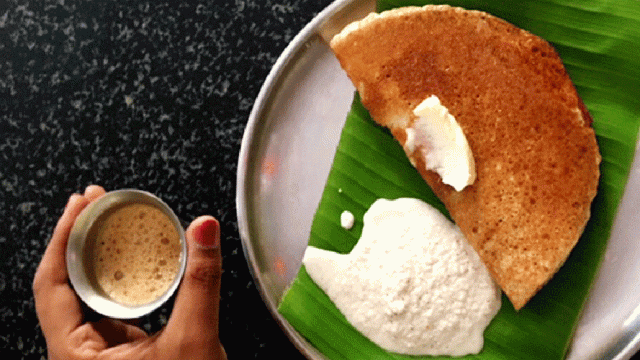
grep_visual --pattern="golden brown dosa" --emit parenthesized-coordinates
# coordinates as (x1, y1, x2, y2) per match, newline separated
(330, 5, 601, 310)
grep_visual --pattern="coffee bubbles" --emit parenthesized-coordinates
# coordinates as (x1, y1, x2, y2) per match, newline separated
(88, 203, 182, 305)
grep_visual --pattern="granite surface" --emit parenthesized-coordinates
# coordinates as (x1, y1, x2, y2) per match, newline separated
(0, 0, 333, 358)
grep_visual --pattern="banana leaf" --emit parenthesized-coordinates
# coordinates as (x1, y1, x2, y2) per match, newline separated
(278, 0, 640, 359)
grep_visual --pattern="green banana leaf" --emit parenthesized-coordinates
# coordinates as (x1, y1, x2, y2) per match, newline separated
(278, 0, 640, 359)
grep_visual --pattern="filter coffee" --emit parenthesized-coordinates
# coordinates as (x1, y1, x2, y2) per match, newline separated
(87, 203, 182, 305)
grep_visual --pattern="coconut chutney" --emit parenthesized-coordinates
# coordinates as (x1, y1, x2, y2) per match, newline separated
(303, 198, 501, 356)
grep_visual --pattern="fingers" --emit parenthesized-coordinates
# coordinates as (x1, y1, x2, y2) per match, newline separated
(84, 185, 106, 202)
(33, 185, 106, 337)
(33, 192, 89, 337)
(34, 193, 88, 291)
(163, 216, 223, 346)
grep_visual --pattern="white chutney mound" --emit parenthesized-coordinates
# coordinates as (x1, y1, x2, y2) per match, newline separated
(303, 198, 501, 356)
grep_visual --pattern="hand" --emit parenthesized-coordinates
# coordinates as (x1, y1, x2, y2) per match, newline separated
(33, 185, 227, 360)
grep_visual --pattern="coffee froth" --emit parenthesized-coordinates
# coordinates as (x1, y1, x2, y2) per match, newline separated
(86, 203, 182, 305)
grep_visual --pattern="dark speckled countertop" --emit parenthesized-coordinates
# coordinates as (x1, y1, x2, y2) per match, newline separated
(0, 0, 333, 358)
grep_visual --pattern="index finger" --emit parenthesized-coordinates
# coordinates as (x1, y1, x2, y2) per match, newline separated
(33, 194, 89, 335)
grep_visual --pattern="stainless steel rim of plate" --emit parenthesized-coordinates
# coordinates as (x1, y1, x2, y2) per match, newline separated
(235, 0, 640, 359)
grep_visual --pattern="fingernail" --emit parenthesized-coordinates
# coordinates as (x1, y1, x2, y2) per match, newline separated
(65, 194, 79, 209)
(194, 218, 220, 249)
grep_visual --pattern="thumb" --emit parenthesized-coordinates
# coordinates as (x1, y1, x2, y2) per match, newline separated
(163, 216, 222, 344)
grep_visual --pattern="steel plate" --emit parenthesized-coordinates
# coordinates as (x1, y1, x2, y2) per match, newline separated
(236, 1, 640, 359)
